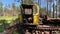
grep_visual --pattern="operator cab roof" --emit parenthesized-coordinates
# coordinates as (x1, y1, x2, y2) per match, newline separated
(21, 4, 33, 8)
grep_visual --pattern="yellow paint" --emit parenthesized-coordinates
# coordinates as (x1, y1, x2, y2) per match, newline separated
(33, 15, 39, 25)
(19, 14, 22, 24)
(33, 4, 40, 25)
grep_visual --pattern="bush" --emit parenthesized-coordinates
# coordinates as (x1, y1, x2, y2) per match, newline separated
(0, 20, 9, 32)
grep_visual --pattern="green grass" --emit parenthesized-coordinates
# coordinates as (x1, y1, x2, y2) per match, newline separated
(0, 16, 18, 32)
(0, 16, 20, 34)
(0, 16, 18, 20)
(0, 16, 18, 24)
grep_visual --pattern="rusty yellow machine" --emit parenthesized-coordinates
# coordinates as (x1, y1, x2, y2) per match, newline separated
(18, 3, 41, 34)
(5, 0, 60, 34)
(19, 4, 40, 25)
(5, 1, 41, 34)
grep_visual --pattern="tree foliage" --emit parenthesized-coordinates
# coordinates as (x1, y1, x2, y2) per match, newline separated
(12, 3, 16, 10)
(22, 0, 34, 4)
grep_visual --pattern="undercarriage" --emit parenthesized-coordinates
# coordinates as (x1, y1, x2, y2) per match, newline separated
(5, 21, 60, 34)
(20, 24, 60, 34)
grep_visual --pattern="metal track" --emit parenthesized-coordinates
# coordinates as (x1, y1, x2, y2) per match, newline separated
(25, 29, 41, 34)
(5, 25, 60, 34)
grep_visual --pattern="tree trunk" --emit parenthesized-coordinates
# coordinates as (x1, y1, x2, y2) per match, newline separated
(50, 2, 51, 17)
(46, 0, 48, 16)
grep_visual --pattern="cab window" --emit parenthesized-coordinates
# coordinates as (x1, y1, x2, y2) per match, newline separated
(25, 8, 32, 14)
